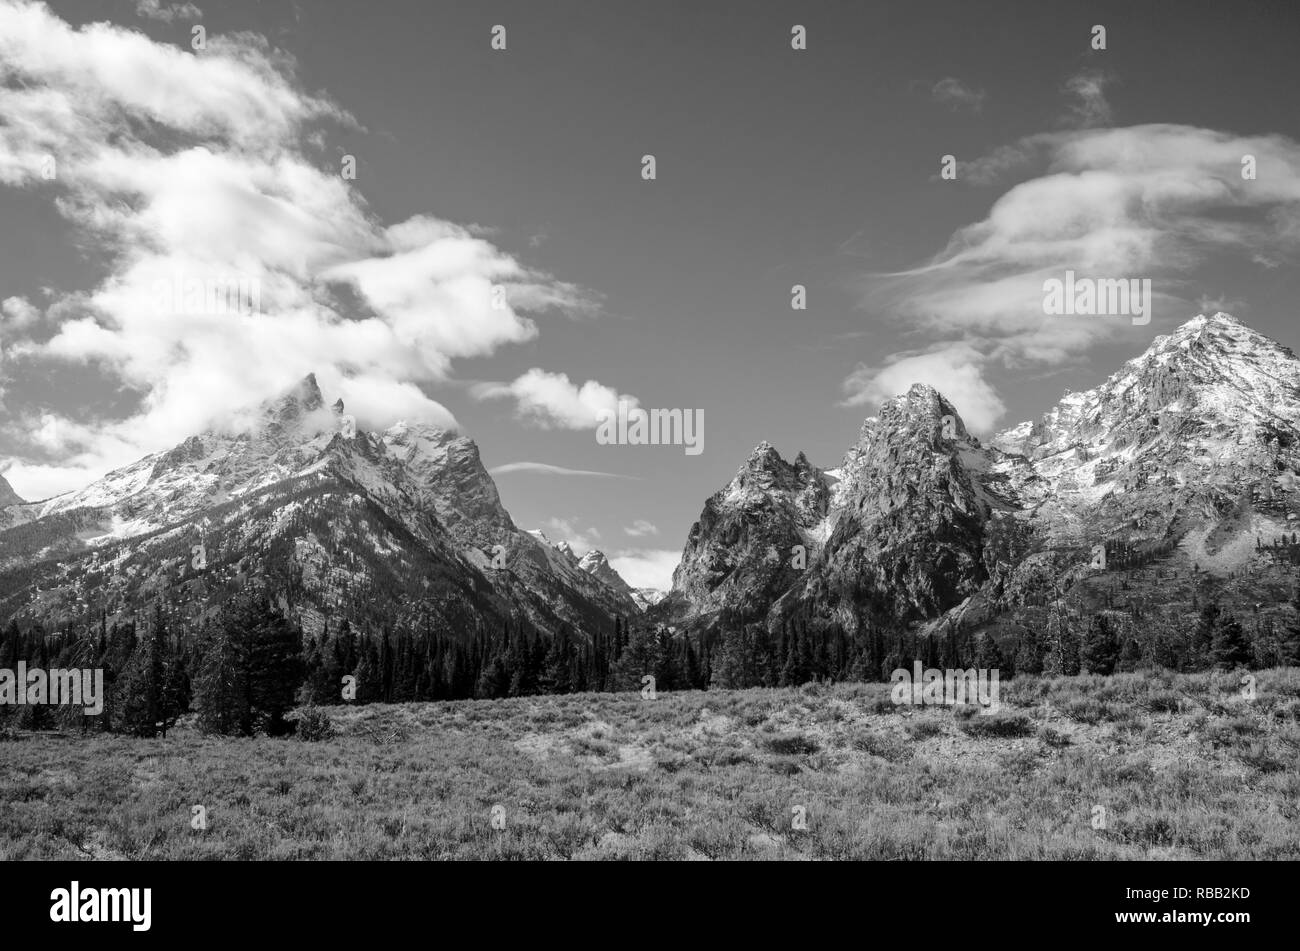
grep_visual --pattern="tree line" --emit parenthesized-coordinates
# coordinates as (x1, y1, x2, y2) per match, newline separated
(3, 586, 1299, 737)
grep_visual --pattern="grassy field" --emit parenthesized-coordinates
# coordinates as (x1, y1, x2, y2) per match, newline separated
(3, 669, 1299, 860)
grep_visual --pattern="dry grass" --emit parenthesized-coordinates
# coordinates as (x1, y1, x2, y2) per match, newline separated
(2, 669, 1298, 860)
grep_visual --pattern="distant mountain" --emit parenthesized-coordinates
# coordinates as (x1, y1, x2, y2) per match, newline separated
(0, 475, 22, 508)
(632, 587, 667, 611)
(524, 538, 663, 613)
(574, 548, 665, 611)
(655, 313, 1300, 647)
(0, 374, 639, 638)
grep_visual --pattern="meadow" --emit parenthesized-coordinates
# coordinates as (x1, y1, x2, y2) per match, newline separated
(2, 669, 1298, 860)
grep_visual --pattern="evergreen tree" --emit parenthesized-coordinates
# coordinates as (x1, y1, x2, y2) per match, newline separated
(973, 632, 1002, 670)
(192, 591, 303, 735)
(1081, 614, 1120, 675)
(1014, 631, 1043, 675)
(192, 621, 245, 736)
(1116, 635, 1143, 672)
(1211, 614, 1252, 669)
(117, 603, 188, 736)
(1281, 591, 1300, 667)
(246, 601, 304, 735)
(1189, 602, 1219, 670)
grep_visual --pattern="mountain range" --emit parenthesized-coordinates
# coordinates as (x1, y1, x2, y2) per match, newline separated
(651, 313, 1300, 647)
(4, 312, 1299, 651)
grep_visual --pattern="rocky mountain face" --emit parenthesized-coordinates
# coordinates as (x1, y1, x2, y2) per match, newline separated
(574, 549, 663, 612)
(578, 549, 631, 596)
(0, 475, 26, 532)
(0, 375, 639, 639)
(0, 475, 22, 509)
(656, 313, 1300, 643)
(654, 442, 831, 624)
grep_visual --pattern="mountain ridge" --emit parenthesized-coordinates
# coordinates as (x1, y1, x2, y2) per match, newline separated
(654, 313, 1300, 651)
(0, 374, 641, 639)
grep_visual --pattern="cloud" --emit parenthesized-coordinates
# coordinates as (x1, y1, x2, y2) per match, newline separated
(0, 0, 593, 498)
(473, 369, 637, 430)
(488, 461, 636, 479)
(624, 519, 659, 537)
(1, 296, 41, 337)
(1195, 293, 1247, 316)
(1062, 70, 1113, 128)
(134, 0, 201, 22)
(930, 77, 986, 113)
(538, 517, 601, 555)
(841, 344, 1007, 433)
(852, 120, 1300, 423)
(608, 548, 679, 591)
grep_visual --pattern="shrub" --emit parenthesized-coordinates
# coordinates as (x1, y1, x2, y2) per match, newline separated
(1037, 725, 1070, 748)
(764, 732, 819, 755)
(959, 712, 1033, 738)
(905, 719, 945, 740)
(1063, 697, 1105, 724)
(295, 707, 336, 742)
(1144, 690, 1181, 713)
(1202, 716, 1260, 747)
(851, 731, 912, 762)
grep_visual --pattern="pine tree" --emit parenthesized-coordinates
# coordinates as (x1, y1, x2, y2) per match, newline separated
(1117, 634, 1143, 672)
(1211, 614, 1252, 669)
(1190, 602, 1219, 670)
(476, 650, 510, 699)
(117, 603, 188, 737)
(192, 591, 302, 735)
(1081, 614, 1120, 675)
(973, 632, 1002, 670)
(1014, 630, 1044, 675)
(246, 601, 304, 735)
(192, 621, 245, 736)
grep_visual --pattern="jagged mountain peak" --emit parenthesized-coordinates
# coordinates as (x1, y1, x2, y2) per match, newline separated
(993, 311, 1300, 465)
(578, 549, 611, 572)
(881, 383, 963, 429)
(0, 474, 24, 507)
(267, 372, 325, 417)
(745, 440, 781, 466)
(2, 369, 641, 639)
(576, 548, 649, 607)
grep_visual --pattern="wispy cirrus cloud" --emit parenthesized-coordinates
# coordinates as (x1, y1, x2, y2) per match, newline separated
(847, 70, 1300, 431)
(488, 461, 636, 479)
(1061, 70, 1114, 129)
(929, 77, 986, 113)
(134, 0, 202, 22)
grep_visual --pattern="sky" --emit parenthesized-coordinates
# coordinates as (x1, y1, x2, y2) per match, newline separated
(1, 0, 1299, 589)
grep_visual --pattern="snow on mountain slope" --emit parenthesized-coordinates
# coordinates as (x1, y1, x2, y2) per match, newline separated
(660, 313, 1300, 639)
(0, 374, 639, 636)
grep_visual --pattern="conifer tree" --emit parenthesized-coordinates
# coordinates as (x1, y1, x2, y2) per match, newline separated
(1081, 614, 1120, 675)
(1211, 614, 1252, 669)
